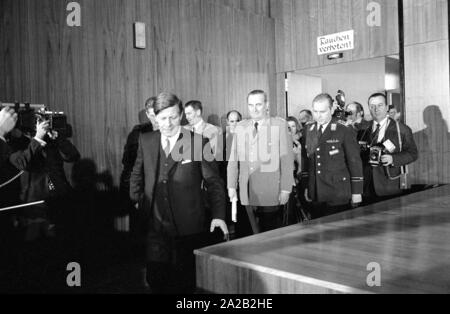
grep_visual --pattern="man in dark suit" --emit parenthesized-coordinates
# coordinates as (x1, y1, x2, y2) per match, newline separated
(120, 97, 156, 199)
(302, 94, 364, 219)
(130, 92, 228, 293)
(359, 93, 418, 203)
(0, 106, 48, 282)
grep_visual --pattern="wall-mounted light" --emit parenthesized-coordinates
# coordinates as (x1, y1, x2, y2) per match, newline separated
(327, 53, 344, 60)
(134, 22, 146, 49)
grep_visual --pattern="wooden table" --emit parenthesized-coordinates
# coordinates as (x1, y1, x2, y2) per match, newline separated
(195, 185, 450, 293)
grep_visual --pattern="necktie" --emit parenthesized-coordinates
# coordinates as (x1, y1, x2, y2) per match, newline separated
(164, 138, 171, 157)
(253, 122, 259, 138)
(318, 124, 323, 138)
(372, 123, 381, 143)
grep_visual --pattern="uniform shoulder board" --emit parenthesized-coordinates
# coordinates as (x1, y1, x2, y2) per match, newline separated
(309, 124, 316, 132)
(337, 120, 347, 126)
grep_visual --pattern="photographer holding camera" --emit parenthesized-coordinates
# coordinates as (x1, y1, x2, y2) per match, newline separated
(345, 102, 372, 132)
(359, 93, 418, 203)
(1, 105, 51, 279)
(13, 113, 80, 241)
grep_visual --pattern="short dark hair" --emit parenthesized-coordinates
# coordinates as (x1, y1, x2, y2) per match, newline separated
(144, 96, 157, 110)
(184, 100, 203, 114)
(368, 93, 387, 105)
(299, 109, 312, 117)
(287, 116, 301, 134)
(312, 93, 334, 109)
(247, 90, 267, 103)
(153, 92, 182, 116)
(226, 110, 242, 121)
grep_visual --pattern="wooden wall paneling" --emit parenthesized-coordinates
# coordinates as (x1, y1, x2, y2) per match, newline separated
(404, 0, 449, 46)
(404, 0, 450, 185)
(405, 40, 450, 185)
(0, 0, 277, 186)
(271, 0, 295, 73)
(274, 0, 399, 72)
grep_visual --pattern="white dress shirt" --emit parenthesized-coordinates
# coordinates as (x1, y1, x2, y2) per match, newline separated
(372, 117, 390, 143)
(191, 119, 204, 134)
(160, 127, 181, 154)
(318, 120, 331, 134)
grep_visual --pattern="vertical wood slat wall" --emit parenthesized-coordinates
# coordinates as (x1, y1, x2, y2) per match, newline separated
(404, 0, 450, 185)
(0, 0, 276, 185)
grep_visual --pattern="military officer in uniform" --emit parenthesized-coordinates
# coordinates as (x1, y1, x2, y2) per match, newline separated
(302, 94, 364, 219)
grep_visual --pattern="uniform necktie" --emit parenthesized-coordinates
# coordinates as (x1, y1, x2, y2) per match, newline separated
(253, 122, 259, 138)
(318, 124, 324, 138)
(164, 138, 171, 157)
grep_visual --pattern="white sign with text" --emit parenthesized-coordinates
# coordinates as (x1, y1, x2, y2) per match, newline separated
(317, 30, 354, 56)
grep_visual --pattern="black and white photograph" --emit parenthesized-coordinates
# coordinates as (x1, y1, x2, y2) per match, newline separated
(0, 0, 449, 297)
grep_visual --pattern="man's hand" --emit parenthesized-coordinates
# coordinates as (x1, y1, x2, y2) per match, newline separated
(351, 194, 362, 206)
(228, 188, 237, 202)
(35, 120, 50, 140)
(47, 130, 59, 140)
(279, 191, 290, 205)
(210, 219, 229, 241)
(304, 189, 312, 202)
(0, 107, 18, 137)
(381, 154, 393, 166)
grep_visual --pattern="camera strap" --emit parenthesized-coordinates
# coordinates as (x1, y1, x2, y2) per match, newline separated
(386, 121, 408, 180)
(0, 170, 24, 189)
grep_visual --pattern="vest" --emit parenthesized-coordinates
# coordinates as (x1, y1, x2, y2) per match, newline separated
(152, 143, 178, 236)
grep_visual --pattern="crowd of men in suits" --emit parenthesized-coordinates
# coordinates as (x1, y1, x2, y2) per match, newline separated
(0, 88, 418, 293)
(117, 89, 417, 293)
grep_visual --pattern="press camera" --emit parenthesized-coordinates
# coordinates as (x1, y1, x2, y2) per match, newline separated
(333, 90, 351, 121)
(0, 102, 71, 138)
(368, 144, 385, 166)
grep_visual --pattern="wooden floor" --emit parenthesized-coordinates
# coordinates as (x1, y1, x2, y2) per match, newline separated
(195, 185, 450, 294)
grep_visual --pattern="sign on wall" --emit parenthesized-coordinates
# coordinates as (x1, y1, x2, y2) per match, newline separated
(317, 30, 354, 56)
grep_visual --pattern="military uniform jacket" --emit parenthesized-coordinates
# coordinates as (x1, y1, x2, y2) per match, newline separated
(302, 119, 363, 206)
(359, 118, 418, 196)
(227, 117, 294, 206)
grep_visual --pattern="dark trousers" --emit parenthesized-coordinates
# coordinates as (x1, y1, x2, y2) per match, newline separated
(245, 206, 282, 234)
(145, 231, 222, 294)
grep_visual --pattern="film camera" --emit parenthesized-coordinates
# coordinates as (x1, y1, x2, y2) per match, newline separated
(368, 144, 385, 166)
(333, 90, 351, 121)
(1, 102, 71, 138)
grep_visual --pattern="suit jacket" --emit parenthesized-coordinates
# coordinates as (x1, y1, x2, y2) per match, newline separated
(0, 137, 44, 207)
(359, 118, 418, 196)
(130, 128, 226, 237)
(227, 117, 294, 206)
(119, 122, 153, 196)
(302, 119, 364, 206)
(13, 135, 80, 203)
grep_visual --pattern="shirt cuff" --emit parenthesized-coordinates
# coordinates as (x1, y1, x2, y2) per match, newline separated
(281, 190, 291, 194)
(33, 137, 47, 147)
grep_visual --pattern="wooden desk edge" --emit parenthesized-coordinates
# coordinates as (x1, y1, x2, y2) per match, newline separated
(194, 250, 374, 294)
